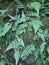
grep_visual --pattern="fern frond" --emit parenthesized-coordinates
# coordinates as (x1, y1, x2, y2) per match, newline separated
(21, 44, 35, 60)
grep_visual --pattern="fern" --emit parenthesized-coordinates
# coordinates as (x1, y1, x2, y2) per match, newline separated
(0, 9, 8, 17)
(5, 37, 24, 52)
(14, 50, 20, 65)
(27, 2, 41, 16)
(0, 23, 11, 37)
(0, 0, 49, 65)
(31, 19, 43, 34)
(21, 44, 35, 60)
(40, 42, 46, 54)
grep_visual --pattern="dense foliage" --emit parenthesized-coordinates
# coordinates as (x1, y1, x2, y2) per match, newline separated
(0, 0, 49, 65)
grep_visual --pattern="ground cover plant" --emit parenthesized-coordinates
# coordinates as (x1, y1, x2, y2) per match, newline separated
(0, 0, 49, 65)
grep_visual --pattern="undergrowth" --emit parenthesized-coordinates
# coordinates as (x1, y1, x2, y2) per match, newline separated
(0, 0, 49, 65)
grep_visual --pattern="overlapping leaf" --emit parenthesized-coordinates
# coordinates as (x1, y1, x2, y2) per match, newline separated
(27, 2, 41, 15)
(5, 38, 24, 52)
(21, 44, 35, 60)
(0, 23, 11, 37)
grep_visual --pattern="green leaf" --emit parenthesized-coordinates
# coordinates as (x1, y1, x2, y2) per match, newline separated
(0, 9, 8, 17)
(33, 48, 39, 60)
(14, 50, 20, 65)
(0, 61, 5, 65)
(1, 23, 11, 37)
(2, 23, 11, 35)
(38, 32, 45, 41)
(5, 37, 24, 52)
(26, 12, 39, 17)
(27, 2, 41, 15)
(21, 44, 35, 60)
(31, 19, 43, 34)
(20, 11, 27, 22)
(0, 23, 11, 37)
(37, 29, 48, 41)
(16, 36, 24, 47)
(16, 28, 25, 35)
(5, 40, 17, 52)
(39, 0, 45, 3)
(16, 23, 28, 35)
(40, 42, 46, 54)
(17, 3, 25, 9)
